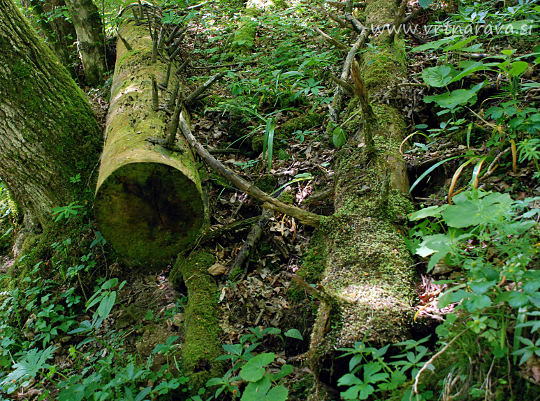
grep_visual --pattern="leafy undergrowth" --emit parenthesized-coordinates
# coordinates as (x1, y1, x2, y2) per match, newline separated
(1, 0, 539, 400)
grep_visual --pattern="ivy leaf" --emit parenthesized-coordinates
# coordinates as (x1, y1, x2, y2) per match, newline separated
(240, 353, 275, 382)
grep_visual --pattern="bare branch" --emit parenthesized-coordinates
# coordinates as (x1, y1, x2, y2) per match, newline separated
(312, 25, 348, 51)
(178, 112, 323, 227)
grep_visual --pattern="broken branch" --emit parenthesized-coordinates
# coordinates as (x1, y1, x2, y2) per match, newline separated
(178, 112, 323, 227)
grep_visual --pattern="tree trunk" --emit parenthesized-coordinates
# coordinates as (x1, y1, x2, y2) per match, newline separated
(0, 0, 101, 231)
(94, 18, 206, 268)
(306, 0, 416, 389)
(28, 0, 77, 71)
(65, 0, 106, 85)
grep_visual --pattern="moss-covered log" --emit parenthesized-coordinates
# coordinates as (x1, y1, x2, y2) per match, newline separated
(307, 0, 416, 387)
(170, 251, 223, 390)
(94, 19, 205, 267)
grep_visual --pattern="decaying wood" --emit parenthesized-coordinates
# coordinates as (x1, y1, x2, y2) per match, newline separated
(94, 17, 205, 267)
(230, 209, 271, 273)
(306, 0, 417, 393)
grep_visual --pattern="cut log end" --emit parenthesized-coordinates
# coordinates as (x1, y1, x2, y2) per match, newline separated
(95, 162, 204, 266)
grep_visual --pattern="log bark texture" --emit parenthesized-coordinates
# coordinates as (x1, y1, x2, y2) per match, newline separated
(65, 0, 106, 85)
(307, 0, 416, 387)
(0, 0, 101, 230)
(94, 18, 206, 267)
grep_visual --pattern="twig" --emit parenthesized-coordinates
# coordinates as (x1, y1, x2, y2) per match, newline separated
(313, 25, 349, 51)
(331, 31, 368, 122)
(351, 59, 376, 152)
(184, 216, 259, 253)
(117, 32, 132, 51)
(412, 328, 468, 398)
(178, 112, 323, 227)
(345, 13, 366, 34)
(482, 147, 511, 180)
(329, 75, 354, 95)
(287, 273, 334, 304)
(230, 209, 271, 273)
(151, 75, 159, 111)
(167, 81, 180, 111)
(184, 71, 225, 106)
(391, 0, 408, 41)
(161, 61, 172, 89)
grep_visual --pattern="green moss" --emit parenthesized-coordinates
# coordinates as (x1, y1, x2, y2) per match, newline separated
(95, 163, 205, 268)
(175, 251, 223, 390)
(279, 113, 324, 137)
(361, 38, 406, 96)
(288, 229, 327, 302)
(232, 16, 257, 51)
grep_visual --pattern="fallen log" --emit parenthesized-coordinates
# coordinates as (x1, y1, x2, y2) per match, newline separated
(94, 17, 206, 267)
(306, 0, 417, 393)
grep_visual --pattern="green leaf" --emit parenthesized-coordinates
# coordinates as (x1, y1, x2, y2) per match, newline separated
(464, 294, 492, 312)
(241, 376, 271, 401)
(96, 292, 116, 320)
(443, 36, 478, 52)
(332, 127, 347, 148)
(442, 201, 482, 228)
(266, 385, 288, 401)
(422, 65, 455, 87)
(408, 205, 447, 220)
(338, 373, 362, 386)
(411, 36, 457, 52)
(263, 118, 276, 170)
(508, 61, 529, 77)
(284, 329, 303, 340)
(271, 364, 293, 381)
(409, 156, 464, 193)
(424, 82, 484, 110)
(239, 353, 275, 382)
(508, 292, 529, 308)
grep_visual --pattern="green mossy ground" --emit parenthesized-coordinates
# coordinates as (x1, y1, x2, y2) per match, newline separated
(172, 251, 223, 390)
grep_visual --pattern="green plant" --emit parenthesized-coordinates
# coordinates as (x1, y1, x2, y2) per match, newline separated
(408, 189, 539, 397)
(336, 336, 433, 401)
(51, 202, 84, 222)
(207, 327, 302, 400)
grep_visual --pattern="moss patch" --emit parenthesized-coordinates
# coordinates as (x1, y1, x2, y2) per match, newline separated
(174, 251, 223, 389)
(95, 163, 204, 268)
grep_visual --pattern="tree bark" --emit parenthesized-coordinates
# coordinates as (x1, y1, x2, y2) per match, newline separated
(28, 0, 77, 71)
(306, 0, 416, 390)
(94, 18, 206, 268)
(65, 0, 106, 85)
(0, 0, 101, 231)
